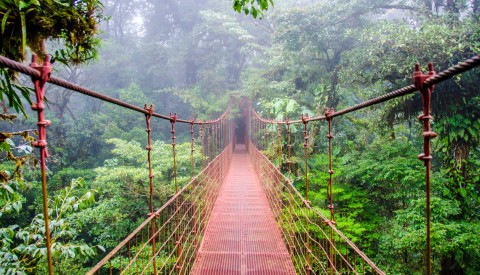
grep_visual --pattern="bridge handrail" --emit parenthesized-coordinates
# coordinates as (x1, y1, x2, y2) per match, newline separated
(249, 55, 479, 124)
(249, 142, 385, 274)
(86, 143, 232, 274)
(0, 55, 233, 124)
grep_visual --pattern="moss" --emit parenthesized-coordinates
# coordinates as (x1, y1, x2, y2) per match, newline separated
(0, 0, 104, 63)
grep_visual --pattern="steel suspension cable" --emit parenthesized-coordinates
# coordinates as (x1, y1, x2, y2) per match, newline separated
(245, 55, 479, 124)
(0, 55, 231, 125)
(245, 57, 480, 275)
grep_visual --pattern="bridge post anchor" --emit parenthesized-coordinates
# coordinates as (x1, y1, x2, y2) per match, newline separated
(30, 54, 53, 275)
(302, 114, 310, 201)
(144, 104, 158, 275)
(413, 63, 437, 275)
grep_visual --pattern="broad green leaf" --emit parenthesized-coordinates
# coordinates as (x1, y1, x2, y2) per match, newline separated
(251, 6, 257, 18)
(1, 9, 12, 34)
(20, 11, 26, 54)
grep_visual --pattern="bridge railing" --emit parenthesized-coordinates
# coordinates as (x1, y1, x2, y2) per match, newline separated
(245, 55, 480, 275)
(0, 55, 235, 275)
(87, 144, 232, 275)
(248, 142, 384, 274)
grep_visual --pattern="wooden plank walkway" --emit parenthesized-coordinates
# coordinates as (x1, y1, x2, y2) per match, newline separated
(192, 145, 296, 275)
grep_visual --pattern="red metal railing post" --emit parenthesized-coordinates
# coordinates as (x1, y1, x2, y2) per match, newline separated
(190, 120, 197, 254)
(302, 114, 311, 275)
(144, 104, 158, 275)
(413, 63, 437, 275)
(30, 54, 53, 275)
(277, 121, 282, 169)
(190, 121, 196, 178)
(170, 113, 182, 272)
(255, 116, 258, 148)
(264, 121, 268, 151)
(325, 107, 336, 275)
(286, 117, 292, 174)
(200, 121, 205, 169)
(207, 123, 211, 162)
(302, 114, 310, 201)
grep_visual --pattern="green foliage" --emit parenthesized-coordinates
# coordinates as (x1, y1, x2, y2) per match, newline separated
(0, 0, 104, 62)
(377, 196, 480, 274)
(77, 138, 202, 250)
(1, 0, 479, 273)
(0, 0, 105, 117)
(0, 67, 33, 117)
(257, 97, 313, 122)
(233, 0, 274, 18)
(0, 178, 101, 274)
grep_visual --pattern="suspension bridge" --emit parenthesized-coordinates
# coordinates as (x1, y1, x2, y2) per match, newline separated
(1, 54, 479, 275)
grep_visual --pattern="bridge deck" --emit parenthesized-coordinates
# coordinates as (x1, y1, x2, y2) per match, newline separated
(192, 145, 295, 275)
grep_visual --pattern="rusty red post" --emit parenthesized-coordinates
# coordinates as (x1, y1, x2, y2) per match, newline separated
(264, 121, 268, 151)
(325, 108, 336, 223)
(216, 122, 219, 155)
(286, 117, 292, 174)
(190, 120, 195, 178)
(413, 63, 437, 275)
(30, 54, 53, 275)
(324, 107, 336, 275)
(252, 115, 260, 150)
(207, 123, 211, 162)
(144, 104, 158, 275)
(301, 114, 312, 275)
(212, 123, 216, 157)
(169, 113, 182, 272)
(145, 105, 155, 214)
(302, 114, 310, 201)
(170, 113, 178, 193)
(190, 120, 198, 257)
(277, 121, 281, 169)
(200, 121, 205, 169)
(284, 117, 295, 256)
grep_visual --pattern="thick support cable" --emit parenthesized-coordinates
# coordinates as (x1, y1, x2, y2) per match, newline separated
(0, 55, 233, 125)
(414, 63, 437, 275)
(30, 54, 53, 275)
(251, 55, 479, 124)
(144, 104, 158, 275)
(1, 54, 478, 125)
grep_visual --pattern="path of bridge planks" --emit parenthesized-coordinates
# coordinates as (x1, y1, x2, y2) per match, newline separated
(192, 145, 296, 275)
